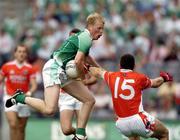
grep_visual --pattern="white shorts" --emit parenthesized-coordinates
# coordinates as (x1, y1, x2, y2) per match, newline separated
(116, 111, 155, 138)
(42, 59, 72, 88)
(3, 94, 31, 117)
(58, 92, 82, 112)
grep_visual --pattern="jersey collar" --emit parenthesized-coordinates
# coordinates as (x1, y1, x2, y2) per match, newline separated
(120, 69, 133, 72)
(14, 60, 26, 68)
(85, 29, 93, 40)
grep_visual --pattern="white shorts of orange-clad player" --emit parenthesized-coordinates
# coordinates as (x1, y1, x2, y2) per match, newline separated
(58, 91, 82, 112)
(3, 94, 31, 117)
(116, 111, 155, 138)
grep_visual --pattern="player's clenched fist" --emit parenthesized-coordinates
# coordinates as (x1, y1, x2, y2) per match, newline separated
(160, 71, 173, 82)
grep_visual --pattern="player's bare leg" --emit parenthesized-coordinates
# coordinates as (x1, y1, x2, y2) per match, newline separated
(18, 117, 28, 140)
(151, 119, 169, 140)
(5, 112, 19, 140)
(60, 110, 76, 135)
(63, 80, 95, 139)
(25, 85, 60, 115)
(75, 110, 80, 128)
(63, 81, 95, 128)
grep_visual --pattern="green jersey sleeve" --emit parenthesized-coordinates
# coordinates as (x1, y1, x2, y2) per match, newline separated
(78, 30, 92, 55)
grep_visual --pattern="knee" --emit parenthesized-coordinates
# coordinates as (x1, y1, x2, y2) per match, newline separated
(158, 127, 169, 139)
(86, 97, 96, 106)
(43, 107, 56, 116)
(9, 122, 18, 130)
(61, 127, 73, 136)
(162, 127, 169, 138)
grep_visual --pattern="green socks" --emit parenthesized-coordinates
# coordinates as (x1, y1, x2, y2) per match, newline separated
(16, 94, 26, 104)
(76, 128, 86, 138)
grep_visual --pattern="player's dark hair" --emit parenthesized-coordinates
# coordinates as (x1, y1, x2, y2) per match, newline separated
(14, 44, 28, 53)
(69, 28, 81, 34)
(120, 54, 135, 70)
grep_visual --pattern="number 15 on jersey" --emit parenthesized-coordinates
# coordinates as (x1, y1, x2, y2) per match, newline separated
(114, 78, 135, 100)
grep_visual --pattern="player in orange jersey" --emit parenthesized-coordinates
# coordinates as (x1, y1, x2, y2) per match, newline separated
(0, 45, 37, 140)
(89, 54, 173, 140)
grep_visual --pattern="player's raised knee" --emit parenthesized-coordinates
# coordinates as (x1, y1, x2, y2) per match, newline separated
(87, 96, 96, 106)
(43, 107, 56, 116)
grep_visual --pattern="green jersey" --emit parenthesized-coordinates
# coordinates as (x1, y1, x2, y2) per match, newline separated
(52, 29, 92, 67)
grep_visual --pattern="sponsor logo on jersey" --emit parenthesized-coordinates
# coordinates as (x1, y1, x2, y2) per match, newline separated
(23, 70, 29, 75)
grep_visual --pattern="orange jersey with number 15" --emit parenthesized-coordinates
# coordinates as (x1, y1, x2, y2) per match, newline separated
(0, 60, 36, 96)
(103, 69, 151, 118)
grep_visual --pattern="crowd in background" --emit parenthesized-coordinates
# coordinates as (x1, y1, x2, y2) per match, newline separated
(0, 0, 180, 121)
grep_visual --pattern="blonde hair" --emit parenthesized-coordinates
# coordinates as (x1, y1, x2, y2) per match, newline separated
(86, 13, 104, 26)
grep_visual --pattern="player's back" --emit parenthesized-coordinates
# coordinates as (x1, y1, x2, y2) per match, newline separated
(103, 69, 151, 117)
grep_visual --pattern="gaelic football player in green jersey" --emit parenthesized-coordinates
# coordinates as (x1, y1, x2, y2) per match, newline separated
(6, 13, 104, 140)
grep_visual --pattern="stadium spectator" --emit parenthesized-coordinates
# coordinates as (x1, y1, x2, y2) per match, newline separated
(0, 45, 37, 140)
(0, 28, 14, 67)
(157, 82, 177, 119)
(174, 83, 180, 119)
(91, 81, 112, 118)
(6, 13, 104, 140)
(89, 54, 173, 140)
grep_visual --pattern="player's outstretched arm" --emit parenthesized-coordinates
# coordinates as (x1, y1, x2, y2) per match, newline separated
(151, 71, 173, 88)
(89, 67, 106, 79)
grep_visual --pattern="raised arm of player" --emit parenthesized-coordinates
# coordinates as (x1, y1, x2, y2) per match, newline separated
(150, 77, 164, 88)
(149, 71, 173, 88)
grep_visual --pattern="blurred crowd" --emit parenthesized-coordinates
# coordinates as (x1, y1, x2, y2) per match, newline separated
(0, 0, 180, 121)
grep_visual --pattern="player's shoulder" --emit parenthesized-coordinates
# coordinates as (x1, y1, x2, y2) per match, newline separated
(131, 71, 144, 76)
(104, 71, 116, 76)
(24, 62, 33, 67)
(78, 29, 91, 38)
(23, 62, 34, 70)
(131, 71, 147, 80)
(2, 60, 16, 67)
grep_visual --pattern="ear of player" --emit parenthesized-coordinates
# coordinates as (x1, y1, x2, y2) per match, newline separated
(160, 71, 173, 82)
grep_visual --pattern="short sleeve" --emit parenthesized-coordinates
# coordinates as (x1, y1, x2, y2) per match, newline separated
(0, 64, 7, 76)
(78, 31, 92, 55)
(139, 74, 151, 89)
(103, 71, 113, 85)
